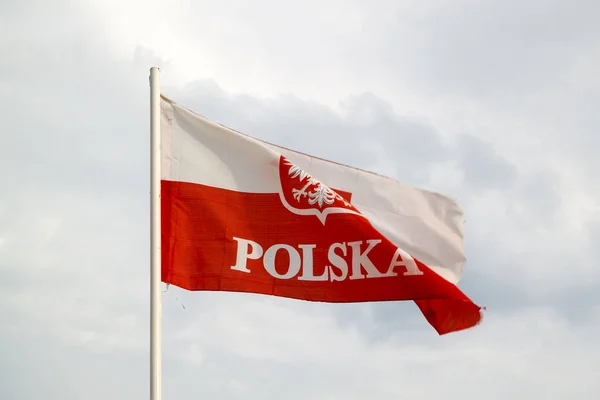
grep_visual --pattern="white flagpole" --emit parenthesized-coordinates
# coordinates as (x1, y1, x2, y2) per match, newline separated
(149, 66, 162, 400)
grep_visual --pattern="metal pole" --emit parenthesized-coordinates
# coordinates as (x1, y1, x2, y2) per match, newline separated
(149, 66, 162, 400)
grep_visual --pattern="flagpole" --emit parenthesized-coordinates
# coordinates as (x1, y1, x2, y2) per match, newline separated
(149, 66, 162, 400)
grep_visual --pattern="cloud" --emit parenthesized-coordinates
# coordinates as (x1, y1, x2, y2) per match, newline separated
(1, 0, 599, 399)
(161, 293, 600, 399)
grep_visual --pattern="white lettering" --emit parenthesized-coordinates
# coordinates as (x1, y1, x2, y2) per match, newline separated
(385, 247, 423, 276)
(327, 242, 348, 281)
(231, 237, 263, 273)
(347, 240, 386, 280)
(263, 244, 301, 279)
(230, 236, 424, 282)
(298, 244, 328, 281)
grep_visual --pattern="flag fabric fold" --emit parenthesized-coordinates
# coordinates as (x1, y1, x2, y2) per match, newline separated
(160, 95, 482, 334)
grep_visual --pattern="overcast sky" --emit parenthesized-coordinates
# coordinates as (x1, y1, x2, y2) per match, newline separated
(1, 0, 599, 399)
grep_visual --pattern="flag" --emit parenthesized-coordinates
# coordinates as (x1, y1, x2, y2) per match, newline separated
(160, 95, 482, 335)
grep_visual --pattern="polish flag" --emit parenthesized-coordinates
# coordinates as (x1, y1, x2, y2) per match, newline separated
(160, 95, 482, 335)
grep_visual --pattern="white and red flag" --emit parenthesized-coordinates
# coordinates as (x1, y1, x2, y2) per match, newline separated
(159, 95, 482, 335)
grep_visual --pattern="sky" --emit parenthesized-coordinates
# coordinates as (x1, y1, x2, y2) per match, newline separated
(1, 0, 599, 398)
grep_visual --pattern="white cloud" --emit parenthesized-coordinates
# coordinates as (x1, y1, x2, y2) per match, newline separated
(1, 0, 599, 399)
